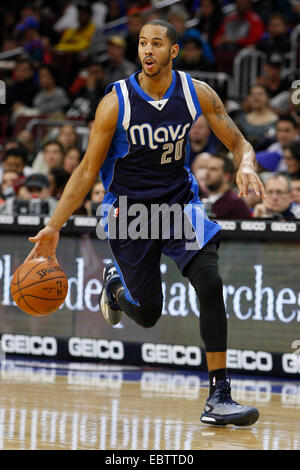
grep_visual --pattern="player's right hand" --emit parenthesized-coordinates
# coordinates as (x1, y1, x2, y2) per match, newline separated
(25, 226, 59, 263)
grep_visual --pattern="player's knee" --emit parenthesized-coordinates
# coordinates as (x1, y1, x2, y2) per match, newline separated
(135, 302, 162, 328)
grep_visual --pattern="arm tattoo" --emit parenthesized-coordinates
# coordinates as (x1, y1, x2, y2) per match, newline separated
(202, 82, 242, 139)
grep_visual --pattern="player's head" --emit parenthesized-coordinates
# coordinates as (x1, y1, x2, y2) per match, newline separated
(275, 116, 298, 146)
(205, 154, 235, 192)
(265, 174, 292, 213)
(138, 20, 179, 77)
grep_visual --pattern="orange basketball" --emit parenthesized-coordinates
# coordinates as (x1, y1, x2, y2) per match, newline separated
(10, 259, 68, 317)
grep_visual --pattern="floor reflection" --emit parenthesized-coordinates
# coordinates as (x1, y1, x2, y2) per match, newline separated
(0, 361, 299, 450)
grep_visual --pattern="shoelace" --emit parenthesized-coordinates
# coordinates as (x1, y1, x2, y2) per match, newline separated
(216, 379, 235, 404)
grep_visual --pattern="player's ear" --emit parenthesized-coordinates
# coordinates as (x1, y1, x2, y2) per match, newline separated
(171, 44, 179, 60)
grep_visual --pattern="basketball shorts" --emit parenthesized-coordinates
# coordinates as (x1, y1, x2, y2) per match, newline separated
(102, 177, 221, 306)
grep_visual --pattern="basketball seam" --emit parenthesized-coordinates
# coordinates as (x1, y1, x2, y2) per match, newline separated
(21, 294, 66, 301)
(18, 292, 44, 315)
(12, 259, 47, 286)
(11, 275, 67, 297)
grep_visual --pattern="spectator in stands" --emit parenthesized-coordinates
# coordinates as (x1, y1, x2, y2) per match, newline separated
(104, 36, 137, 86)
(85, 180, 106, 215)
(213, 0, 265, 73)
(204, 154, 251, 219)
(33, 65, 70, 116)
(5, 59, 39, 112)
(48, 166, 70, 199)
(167, 5, 215, 65)
(63, 147, 82, 175)
(290, 176, 300, 218)
(57, 125, 78, 152)
(55, 1, 96, 52)
(196, 0, 223, 46)
(14, 16, 45, 66)
(104, 0, 127, 34)
(0, 173, 57, 215)
(175, 36, 216, 72)
(256, 13, 291, 56)
(1, 147, 32, 179)
(67, 61, 106, 119)
(124, 14, 145, 65)
(256, 53, 292, 100)
(16, 130, 36, 165)
(253, 174, 296, 219)
(282, 141, 300, 179)
(236, 85, 278, 149)
(191, 152, 211, 199)
(189, 116, 218, 164)
(256, 116, 299, 173)
(31, 140, 64, 175)
(0, 170, 18, 203)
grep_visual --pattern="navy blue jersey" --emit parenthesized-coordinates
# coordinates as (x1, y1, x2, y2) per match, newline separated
(100, 70, 202, 201)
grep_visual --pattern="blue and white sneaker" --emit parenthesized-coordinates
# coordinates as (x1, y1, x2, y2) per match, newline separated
(99, 263, 123, 326)
(201, 378, 259, 426)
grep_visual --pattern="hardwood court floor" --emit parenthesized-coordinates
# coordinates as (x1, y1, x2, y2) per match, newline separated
(0, 361, 299, 450)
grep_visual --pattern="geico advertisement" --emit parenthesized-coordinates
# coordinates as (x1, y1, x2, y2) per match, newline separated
(2, 333, 300, 375)
(1, 247, 300, 324)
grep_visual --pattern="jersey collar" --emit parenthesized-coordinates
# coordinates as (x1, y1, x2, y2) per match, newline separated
(129, 70, 176, 103)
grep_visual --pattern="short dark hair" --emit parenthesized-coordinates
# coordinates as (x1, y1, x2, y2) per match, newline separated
(269, 12, 288, 25)
(212, 154, 235, 175)
(43, 140, 65, 154)
(284, 140, 300, 162)
(16, 58, 34, 71)
(39, 64, 58, 85)
(3, 147, 28, 164)
(277, 115, 298, 129)
(250, 84, 271, 98)
(144, 20, 178, 45)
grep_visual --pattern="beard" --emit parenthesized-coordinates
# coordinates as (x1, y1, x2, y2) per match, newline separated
(140, 49, 172, 77)
(207, 180, 223, 192)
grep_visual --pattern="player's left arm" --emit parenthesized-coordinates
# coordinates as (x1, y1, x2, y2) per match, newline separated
(193, 79, 266, 199)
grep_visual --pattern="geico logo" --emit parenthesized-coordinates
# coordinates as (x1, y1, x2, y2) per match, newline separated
(217, 220, 236, 231)
(0, 215, 14, 224)
(271, 222, 297, 232)
(227, 349, 273, 371)
(281, 384, 300, 405)
(140, 372, 200, 399)
(231, 379, 271, 403)
(1, 334, 57, 356)
(17, 215, 40, 225)
(241, 221, 266, 231)
(67, 371, 122, 389)
(68, 337, 124, 360)
(141, 343, 201, 366)
(282, 353, 300, 373)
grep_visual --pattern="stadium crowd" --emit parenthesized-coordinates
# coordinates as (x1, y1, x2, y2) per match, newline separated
(0, 0, 300, 221)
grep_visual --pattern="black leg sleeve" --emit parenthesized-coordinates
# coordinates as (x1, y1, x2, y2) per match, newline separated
(184, 245, 227, 352)
(117, 289, 163, 329)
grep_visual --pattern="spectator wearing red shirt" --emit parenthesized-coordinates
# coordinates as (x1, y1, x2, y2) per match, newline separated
(213, 0, 265, 73)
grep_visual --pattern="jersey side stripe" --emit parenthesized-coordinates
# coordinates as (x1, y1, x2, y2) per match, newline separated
(185, 73, 202, 120)
(114, 82, 125, 128)
(178, 71, 197, 121)
(119, 80, 131, 130)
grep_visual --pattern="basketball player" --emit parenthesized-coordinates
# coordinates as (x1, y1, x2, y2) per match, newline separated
(26, 20, 265, 427)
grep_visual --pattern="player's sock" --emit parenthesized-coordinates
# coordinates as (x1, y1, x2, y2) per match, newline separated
(209, 368, 227, 396)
